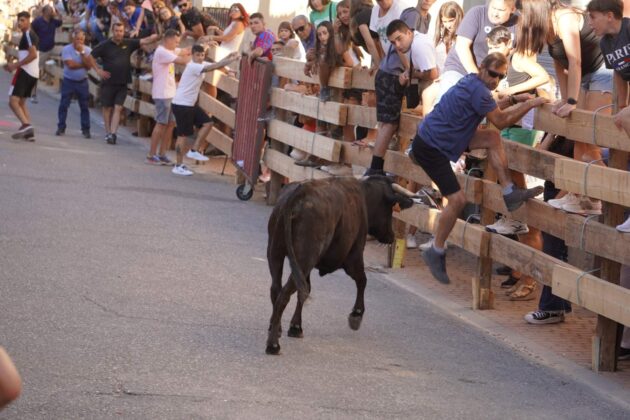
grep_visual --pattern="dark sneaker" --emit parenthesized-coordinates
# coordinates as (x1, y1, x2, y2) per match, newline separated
(11, 124, 33, 139)
(23, 132, 35, 142)
(106, 133, 117, 145)
(55, 128, 65, 136)
(158, 155, 174, 166)
(82, 130, 91, 139)
(503, 186, 544, 212)
(363, 167, 385, 177)
(294, 157, 319, 167)
(422, 246, 450, 284)
(495, 265, 512, 276)
(145, 155, 162, 165)
(524, 310, 565, 325)
(500, 275, 519, 288)
(319, 86, 331, 102)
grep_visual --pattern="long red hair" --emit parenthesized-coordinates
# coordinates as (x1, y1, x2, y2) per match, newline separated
(230, 3, 249, 27)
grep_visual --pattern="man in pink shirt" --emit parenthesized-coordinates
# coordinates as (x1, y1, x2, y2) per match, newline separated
(146, 29, 191, 165)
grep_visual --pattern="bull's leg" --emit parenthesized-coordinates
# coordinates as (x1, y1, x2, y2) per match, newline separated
(268, 248, 285, 306)
(344, 264, 367, 331)
(266, 277, 297, 355)
(288, 274, 311, 338)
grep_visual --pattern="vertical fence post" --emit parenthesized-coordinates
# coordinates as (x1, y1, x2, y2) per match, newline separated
(474, 160, 495, 309)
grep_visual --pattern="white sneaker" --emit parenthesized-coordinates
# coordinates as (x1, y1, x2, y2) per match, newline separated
(406, 234, 418, 249)
(485, 216, 529, 235)
(562, 196, 602, 215)
(616, 215, 630, 233)
(290, 149, 307, 161)
(326, 164, 352, 176)
(418, 238, 449, 252)
(172, 164, 193, 176)
(548, 193, 579, 210)
(524, 310, 565, 325)
(186, 150, 209, 161)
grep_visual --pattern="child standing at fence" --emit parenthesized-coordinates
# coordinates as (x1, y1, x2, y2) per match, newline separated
(170, 46, 240, 176)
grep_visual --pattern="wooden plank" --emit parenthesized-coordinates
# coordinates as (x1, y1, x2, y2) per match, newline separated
(272, 56, 352, 89)
(124, 96, 139, 113)
(44, 63, 63, 80)
(206, 127, 233, 157)
(488, 233, 575, 287)
(346, 104, 377, 128)
(129, 77, 152, 96)
(350, 66, 375, 90)
(503, 140, 557, 181)
(398, 113, 421, 141)
(554, 158, 630, 207)
(395, 204, 489, 257)
(138, 100, 155, 118)
(55, 31, 71, 44)
(204, 70, 239, 97)
(534, 105, 630, 152)
(564, 215, 630, 266)
(269, 87, 347, 125)
(267, 120, 342, 162)
(198, 91, 236, 128)
(88, 80, 99, 98)
(264, 148, 331, 181)
(552, 265, 630, 327)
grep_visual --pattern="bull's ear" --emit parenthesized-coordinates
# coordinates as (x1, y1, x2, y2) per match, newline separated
(396, 195, 414, 210)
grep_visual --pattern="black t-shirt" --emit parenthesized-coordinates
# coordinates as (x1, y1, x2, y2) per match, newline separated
(19, 30, 39, 51)
(164, 16, 182, 33)
(548, 15, 604, 75)
(90, 38, 141, 85)
(94, 5, 111, 28)
(601, 17, 630, 81)
(350, 7, 378, 50)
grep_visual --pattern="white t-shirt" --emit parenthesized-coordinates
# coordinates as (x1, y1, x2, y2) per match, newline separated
(408, 31, 436, 72)
(370, 0, 416, 52)
(19, 31, 39, 78)
(172, 61, 206, 107)
(151, 45, 179, 99)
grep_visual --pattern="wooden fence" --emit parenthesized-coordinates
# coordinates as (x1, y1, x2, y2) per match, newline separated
(3, 30, 629, 373)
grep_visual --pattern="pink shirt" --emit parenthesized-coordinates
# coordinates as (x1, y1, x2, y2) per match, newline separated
(151, 45, 179, 99)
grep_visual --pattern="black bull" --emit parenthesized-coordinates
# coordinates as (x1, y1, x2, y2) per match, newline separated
(265, 176, 414, 355)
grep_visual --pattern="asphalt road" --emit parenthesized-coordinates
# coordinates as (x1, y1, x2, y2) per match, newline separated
(0, 72, 628, 419)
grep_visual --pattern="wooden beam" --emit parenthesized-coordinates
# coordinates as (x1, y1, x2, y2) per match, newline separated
(554, 158, 630, 207)
(123, 96, 154, 118)
(264, 148, 330, 181)
(88, 80, 100, 98)
(350, 66, 375, 90)
(272, 56, 352, 89)
(564, 215, 630, 266)
(206, 127, 232, 157)
(269, 88, 347, 125)
(204, 70, 239, 97)
(346, 104, 377, 128)
(267, 120, 342, 162)
(55, 31, 71, 44)
(129, 77, 152, 96)
(552, 265, 630, 327)
(398, 113, 421, 140)
(503, 140, 557, 181)
(534, 105, 630, 152)
(198, 91, 236, 128)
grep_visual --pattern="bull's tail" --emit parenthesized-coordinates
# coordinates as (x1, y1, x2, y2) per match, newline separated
(284, 188, 310, 303)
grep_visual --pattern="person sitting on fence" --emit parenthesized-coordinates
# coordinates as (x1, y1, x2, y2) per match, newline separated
(56, 29, 95, 139)
(5, 10, 38, 141)
(247, 12, 275, 63)
(205, 3, 248, 54)
(89, 21, 157, 145)
(410, 52, 548, 284)
(588, 0, 630, 232)
(146, 28, 191, 165)
(484, 26, 551, 301)
(170, 46, 240, 176)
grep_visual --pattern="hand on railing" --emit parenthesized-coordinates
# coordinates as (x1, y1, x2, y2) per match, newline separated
(551, 99, 576, 118)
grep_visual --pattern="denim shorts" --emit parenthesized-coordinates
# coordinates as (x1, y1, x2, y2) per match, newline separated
(582, 64, 613, 93)
(154, 98, 175, 125)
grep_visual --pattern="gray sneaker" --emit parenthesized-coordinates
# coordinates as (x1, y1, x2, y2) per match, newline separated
(422, 246, 450, 284)
(503, 186, 544, 212)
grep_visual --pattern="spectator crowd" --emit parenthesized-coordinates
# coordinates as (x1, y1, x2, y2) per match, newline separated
(2, 1, 630, 390)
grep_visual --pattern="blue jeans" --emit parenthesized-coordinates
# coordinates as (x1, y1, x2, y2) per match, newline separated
(58, 78, 90, 131)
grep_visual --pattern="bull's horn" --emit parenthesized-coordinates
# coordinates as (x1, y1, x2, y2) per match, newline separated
(391, 183, 417, 197)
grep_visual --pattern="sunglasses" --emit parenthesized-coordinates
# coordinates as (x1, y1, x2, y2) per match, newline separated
(294, 25, 307, 33)
(487, 68, 507, 80)
(178, 2, 188, 8)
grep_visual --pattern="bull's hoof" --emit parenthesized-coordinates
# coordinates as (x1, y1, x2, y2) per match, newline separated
(288, 325, 303, 338)
(265, 343, 281, 355)
(348, 313, 363, 331)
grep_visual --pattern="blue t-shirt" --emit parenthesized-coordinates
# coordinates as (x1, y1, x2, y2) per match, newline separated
(62, 44, 92, 80)
(31, 16, 62, 52)
(418, 74, 497, 161)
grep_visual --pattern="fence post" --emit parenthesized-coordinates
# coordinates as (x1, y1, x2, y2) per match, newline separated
(474, 160, 495, 309)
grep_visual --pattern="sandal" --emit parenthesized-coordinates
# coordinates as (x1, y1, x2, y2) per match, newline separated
(508, 283, 538, 301)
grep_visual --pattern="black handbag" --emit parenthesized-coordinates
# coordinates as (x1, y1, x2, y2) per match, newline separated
(405, 45, 420, 108)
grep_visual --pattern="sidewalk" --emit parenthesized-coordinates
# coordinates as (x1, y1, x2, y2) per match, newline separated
(33, 80, 630, 406)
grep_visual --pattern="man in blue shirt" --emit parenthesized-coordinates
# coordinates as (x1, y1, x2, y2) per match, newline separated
(410, 52, 548, 284)
(31, 5, 62, 102)
(56, 29, 94, 138)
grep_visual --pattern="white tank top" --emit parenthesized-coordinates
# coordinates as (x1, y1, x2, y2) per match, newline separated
(220, 21, 244, 53)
